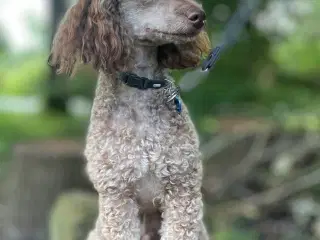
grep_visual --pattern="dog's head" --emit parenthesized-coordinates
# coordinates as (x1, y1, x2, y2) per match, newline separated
(122, 0, 207, 44)
(49, 0, 211, 75)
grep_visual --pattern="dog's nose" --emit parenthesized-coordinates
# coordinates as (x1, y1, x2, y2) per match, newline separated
(188, 10, 206, 29)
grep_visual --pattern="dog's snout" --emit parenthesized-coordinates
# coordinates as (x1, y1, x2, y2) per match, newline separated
(188, 10, 206, 29)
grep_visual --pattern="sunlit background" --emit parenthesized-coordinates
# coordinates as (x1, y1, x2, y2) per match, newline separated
(0, 0, 319, 239)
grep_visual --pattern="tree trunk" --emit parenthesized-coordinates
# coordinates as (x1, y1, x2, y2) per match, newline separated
(1, 139, 94, 240)
(46, 0, 68, 113)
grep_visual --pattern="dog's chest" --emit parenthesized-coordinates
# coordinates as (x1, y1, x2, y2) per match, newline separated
(109, 88, 199, 175)
(114, 88, 184, 140)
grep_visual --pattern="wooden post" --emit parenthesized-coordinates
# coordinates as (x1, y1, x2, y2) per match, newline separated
(1, 139, 94, 240)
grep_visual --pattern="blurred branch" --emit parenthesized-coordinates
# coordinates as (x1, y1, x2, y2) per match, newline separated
(271, 133, 320, 176)
(215, 132, 270, 197)
(203, 130, 320, 220)
(278, 74, 320, 91)
(207, 163, 320, 220)
(200, 133, 250, 160)
(259, 135, 296, 163)
(246, 164, 320, 207)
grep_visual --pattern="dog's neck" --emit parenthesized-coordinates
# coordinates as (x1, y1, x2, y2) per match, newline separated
(91, 45, 179, 124)
(129, 45, 164, 79)
(93, 45, 169, 118)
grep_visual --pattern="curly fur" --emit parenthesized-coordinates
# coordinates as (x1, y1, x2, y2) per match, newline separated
(158, 31, 210, 69)
(49, 0, 211, 239)
(49, 0, 133, 75)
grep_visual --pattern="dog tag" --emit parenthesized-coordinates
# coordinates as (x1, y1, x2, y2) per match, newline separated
(166, 89, 178, 102)
(163, 78, 182, 113)
(174, 96, 182, 113)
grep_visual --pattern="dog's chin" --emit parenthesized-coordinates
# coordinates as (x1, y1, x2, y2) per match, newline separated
(158, 32, 198, 44)
(136, 29, 201, 46)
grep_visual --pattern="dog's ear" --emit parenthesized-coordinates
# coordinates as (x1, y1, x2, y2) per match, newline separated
(158, 31, 211, 69)
(48, 0, 132, 76)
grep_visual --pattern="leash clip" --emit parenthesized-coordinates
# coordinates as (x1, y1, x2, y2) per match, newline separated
(201, 45, 223, 72)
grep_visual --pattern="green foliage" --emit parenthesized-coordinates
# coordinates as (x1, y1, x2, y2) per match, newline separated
(214, 229, 259, 240)
(272, 0, 320, 75)
(272, 35, 320, 75)
(0, 52, 97, 98)
(0, 113, 88, 157)
(0, 53, 49, 95)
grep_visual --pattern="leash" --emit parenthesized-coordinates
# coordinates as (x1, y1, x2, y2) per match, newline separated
(179, 0, 262, 92)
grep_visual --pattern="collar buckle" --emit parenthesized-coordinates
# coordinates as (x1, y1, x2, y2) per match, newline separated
(119, 72, 167, 90)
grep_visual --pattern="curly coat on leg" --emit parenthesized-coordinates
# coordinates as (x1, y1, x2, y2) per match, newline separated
(48, 0, 211, 239)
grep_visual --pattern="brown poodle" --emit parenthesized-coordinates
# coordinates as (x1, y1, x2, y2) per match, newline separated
(49, 0, 211, 239)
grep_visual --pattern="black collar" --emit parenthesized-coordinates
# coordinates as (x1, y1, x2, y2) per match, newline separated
(119, 72, 168, 90)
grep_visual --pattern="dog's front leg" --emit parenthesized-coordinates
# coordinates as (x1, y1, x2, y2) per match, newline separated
(159, 172, 205, 240)
(85, 156, 141, 240)
(93, 193, 141, 240)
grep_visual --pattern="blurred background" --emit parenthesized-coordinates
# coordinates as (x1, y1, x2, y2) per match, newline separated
(0, 0, 319, 239)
